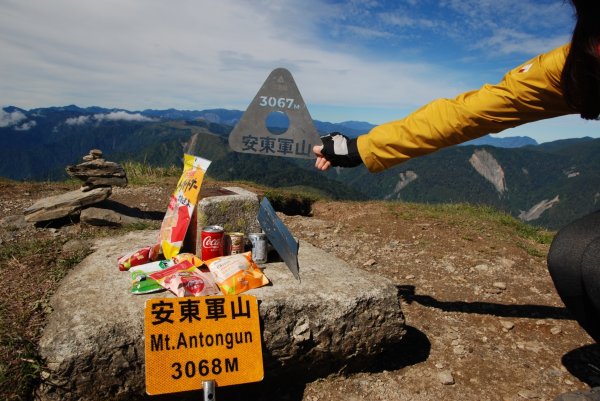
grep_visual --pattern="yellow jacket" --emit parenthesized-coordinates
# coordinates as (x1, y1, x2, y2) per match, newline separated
(357, 45, 574, 173)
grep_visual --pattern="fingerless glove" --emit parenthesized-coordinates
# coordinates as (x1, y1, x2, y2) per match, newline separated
(320, 132, 362, 168)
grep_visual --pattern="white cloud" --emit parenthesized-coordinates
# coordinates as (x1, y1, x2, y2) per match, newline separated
(0, 0, 468, 114)
(439, 0, 573, 53)
(344, 25, 394, 40)
(440, 0, 571, 27)
(65, 115, 91, 125)
(473, 28, 569, 56)
(0, 109, 37, 131)
(65, 112, 154, 125)
(14, 120, 37, 131)
(0, 109, 27, 127)
(380, 13, 438, 30)
(93, 111, 154, 122)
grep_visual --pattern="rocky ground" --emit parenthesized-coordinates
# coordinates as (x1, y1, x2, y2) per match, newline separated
(283, 202, 600, 401)
(1, 179, 599, 401)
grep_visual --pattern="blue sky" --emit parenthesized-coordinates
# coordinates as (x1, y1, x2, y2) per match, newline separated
(1, 0, 597, 143)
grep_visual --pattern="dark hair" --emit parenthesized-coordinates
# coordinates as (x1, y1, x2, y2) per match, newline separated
(560, 0, 600, 120)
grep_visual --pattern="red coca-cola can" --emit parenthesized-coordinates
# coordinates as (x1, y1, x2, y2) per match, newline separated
(201, 225, 224, 260)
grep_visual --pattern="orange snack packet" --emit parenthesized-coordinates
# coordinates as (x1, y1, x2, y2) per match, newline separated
(205, 251, 270, 295)
(159, 154, 211, 259)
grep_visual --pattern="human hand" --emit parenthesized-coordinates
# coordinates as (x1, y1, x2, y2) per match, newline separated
(312, 132, 362, 170)
(313, 144, 332, 171)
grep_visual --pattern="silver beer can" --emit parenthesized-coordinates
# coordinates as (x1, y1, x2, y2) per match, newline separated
(248, 232, 267, 263)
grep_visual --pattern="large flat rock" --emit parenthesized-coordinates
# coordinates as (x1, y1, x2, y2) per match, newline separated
(38, 230, 405, 400)
(23, 187, 112, 222)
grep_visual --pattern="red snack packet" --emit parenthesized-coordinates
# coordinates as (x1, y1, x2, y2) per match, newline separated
(150, 260, 220, 297)
(117, 246, 153, 271)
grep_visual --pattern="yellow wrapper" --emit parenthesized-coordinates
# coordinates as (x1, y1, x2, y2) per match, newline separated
(159, 154, 211, 259)
(172, 252, 203, 267)
(205, 252, 270, 295)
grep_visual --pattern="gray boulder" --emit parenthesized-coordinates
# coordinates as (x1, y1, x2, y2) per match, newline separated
(23, 187, 112, 223)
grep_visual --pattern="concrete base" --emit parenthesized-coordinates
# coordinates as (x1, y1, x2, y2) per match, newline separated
(38, 233, 405, 400)
(184, 186, 263, 255)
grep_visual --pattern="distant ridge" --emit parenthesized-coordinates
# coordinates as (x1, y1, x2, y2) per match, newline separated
(2, 105, 597, 230)
(1, 105, 542, 148)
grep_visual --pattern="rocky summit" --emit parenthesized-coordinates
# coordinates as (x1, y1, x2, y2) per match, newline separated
(37, 230, 405, 401)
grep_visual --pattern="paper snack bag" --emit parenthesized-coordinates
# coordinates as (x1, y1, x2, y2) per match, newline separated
(159, 154, 211, 259)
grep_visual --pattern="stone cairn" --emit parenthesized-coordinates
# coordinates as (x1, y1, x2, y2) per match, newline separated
(65, 149, 127, 190)
(23, 149, 133, 226)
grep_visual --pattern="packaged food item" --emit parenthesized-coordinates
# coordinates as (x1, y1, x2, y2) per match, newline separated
(172, 252, 203, 267)
(148, 243, 162, 260)
(129, 259, 175, 295)
(205, 251, 270, 295)
(118, 245, 157, 271)
(150, 260, 220, 297)
(159, 154, 211, 259)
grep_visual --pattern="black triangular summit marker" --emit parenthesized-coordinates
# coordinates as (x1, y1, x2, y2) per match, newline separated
(229, 68, 320, 159)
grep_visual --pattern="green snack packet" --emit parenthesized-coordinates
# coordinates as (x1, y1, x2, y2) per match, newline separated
(130, 260, 174, 295)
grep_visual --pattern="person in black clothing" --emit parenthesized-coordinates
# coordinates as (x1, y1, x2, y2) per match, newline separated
(547, 2, 600, 399)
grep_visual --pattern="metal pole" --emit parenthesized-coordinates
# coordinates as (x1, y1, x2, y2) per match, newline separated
(203, 380, 216, 401)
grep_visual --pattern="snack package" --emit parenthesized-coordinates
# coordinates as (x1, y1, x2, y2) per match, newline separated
(148, 243, 162, 261)
(129, 259, 175, 295)
(150, 260, 220, 297)
(172, 252, 203, 268)
(205, 251, 270, 295)
(159, 154, 211, 259)
(118, 245, 160, 271)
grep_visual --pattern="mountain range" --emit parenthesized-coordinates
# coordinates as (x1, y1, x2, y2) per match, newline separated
(1, 105, 597, 229)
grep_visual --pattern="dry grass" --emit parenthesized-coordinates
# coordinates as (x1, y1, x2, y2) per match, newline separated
(0, 236, 91, 400)
(122, 161, 181, 185)
(0, 221, 139, 400)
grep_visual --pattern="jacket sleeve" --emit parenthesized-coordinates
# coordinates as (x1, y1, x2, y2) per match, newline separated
(357, 45, 574, 173)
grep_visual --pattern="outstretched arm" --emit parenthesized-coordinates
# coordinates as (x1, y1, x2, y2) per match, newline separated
(358, 45, 572, 172)
(314, 45, 573, 173)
